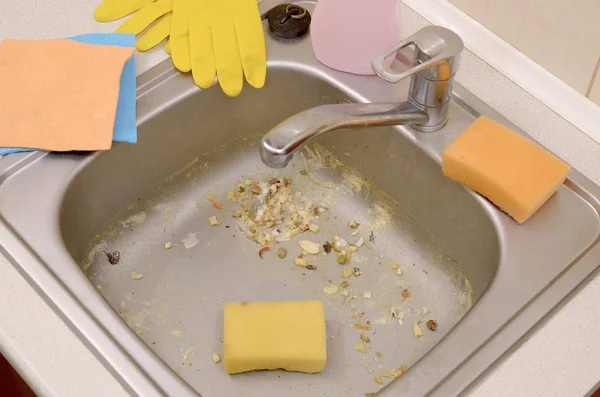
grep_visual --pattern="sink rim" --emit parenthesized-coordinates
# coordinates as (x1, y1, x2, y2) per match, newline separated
(0, 1, 599, 395)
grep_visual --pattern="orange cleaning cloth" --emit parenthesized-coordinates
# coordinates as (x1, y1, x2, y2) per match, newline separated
(442, 116, 571, 224)
(0, 39, 135, 151)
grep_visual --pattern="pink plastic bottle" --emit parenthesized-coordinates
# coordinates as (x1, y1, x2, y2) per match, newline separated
(311, 0, 401, 75)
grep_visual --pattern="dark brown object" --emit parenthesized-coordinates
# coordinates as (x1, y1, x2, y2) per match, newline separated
(427, 320, 437, 331)
(104, 251, 120, 265)
(268, 4, 312, 39)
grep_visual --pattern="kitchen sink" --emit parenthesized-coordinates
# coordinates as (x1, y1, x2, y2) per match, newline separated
(1, 1, 600, 396)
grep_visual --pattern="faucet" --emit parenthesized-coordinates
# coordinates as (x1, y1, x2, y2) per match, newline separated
(260, 26, 464, 168)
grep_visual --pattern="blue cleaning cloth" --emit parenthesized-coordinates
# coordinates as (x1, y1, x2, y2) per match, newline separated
(0, 33, 136, 156)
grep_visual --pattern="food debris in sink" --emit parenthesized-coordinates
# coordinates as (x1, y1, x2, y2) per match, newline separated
(82, 142, 473, 397)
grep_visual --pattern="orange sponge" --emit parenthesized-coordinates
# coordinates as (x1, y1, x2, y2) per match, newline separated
(442, 116, 570, 224)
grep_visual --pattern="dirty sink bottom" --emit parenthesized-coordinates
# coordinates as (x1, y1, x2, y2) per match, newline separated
(83, 140, 471, 397)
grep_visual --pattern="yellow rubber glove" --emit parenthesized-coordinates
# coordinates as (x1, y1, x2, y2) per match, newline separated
(94, 0, 173, 52)
(171, 0, 266, 97)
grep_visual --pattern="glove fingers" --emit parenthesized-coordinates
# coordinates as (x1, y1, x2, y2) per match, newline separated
(212, 17, 244, 97)
(115, 0, 173, 36)
(171, 33, 191, 72)
(136, 13, 172, 51)
(234, 1, 266, 89)
(170, 0, 194, 72)
(94, 0, 155, 22)
(189, 14, 216, 89)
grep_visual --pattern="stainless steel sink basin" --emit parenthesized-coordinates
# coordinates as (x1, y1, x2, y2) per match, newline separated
(1, 1, 600, 396)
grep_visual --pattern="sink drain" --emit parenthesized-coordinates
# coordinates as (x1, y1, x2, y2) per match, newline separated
(267, 4, 311, 39)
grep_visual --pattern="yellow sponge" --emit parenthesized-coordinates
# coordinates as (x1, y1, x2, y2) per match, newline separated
(223, 300, 327, 375)
(442, 116, 570, 224)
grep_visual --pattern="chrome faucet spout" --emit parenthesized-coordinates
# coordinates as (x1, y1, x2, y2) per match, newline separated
(261, 25, 464, 169)
(260, 102, 427, 168)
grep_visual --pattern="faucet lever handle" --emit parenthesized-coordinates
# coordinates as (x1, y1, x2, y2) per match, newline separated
(371, 25, 464, 83)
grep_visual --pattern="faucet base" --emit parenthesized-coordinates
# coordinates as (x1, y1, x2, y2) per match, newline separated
(412, 117, 449, 132)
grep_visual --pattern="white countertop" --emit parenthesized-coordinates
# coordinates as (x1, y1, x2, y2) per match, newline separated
(1, 1, 600, 396)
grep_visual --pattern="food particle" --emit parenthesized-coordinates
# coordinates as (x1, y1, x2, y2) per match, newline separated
(422, 306, 429, 314)
(227, 191, 236, 200)
(131, 272, 143, 280)
(295, 257, 308, 267)
(353, 267, 362, 277)
(348, 219, 360, 229)
(345, 250, 353, 263)
(390, 308, 404, 320)
(277, 247, 287, 259)
(390, 262, 399, 270)
(362, 291, 372, 299)
(355, 237, 364, 248)
(341, 289, 350, 297)
(353, 322, 371, 331)
(212, 352, 222, 364)
(413, 322, 424, 338)
(289, 228, 301, 237)
(376, 351, 383, 357)
(104, 251, 120, 265)
(332, 235, 348, 252)
(209, 215, 220, 226)
(306, 264, 317, 270)
(391, 366, 407, 377)
(373, 376, 382, 384)
(309, 224, 320, 233)
(323, 284, 339, 295)
(340, 280, 350, 288)
(213, 200, 224, 210)
(402, 288, 411, 298)
(396, 268, 402, 276)
(259, 247, 271, 259)
(164, 241, 172, 250)
(354, 340, 367, 353)
(337, 254, 347, 265)
(427, 319, 437, 331)
(298, 240, 320, 254)
(232, 210, 242, 218)
(360, 333, 371, 343)
(207, 192, 215, 202)
(342, 267, 353, 278)
(251, 183, 262, 195)
(323, 241, 332, 253)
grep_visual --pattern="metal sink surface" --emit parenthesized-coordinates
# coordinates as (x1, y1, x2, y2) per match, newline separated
(1, 1, 600, 396)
